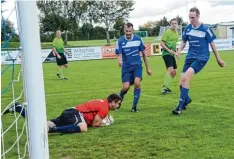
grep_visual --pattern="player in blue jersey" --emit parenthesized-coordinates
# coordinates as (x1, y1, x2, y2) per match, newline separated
(115, 22, 152, 112)
(172, 7, 225, 115)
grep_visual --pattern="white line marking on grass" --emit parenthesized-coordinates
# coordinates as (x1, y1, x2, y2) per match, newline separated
(141, 93, 234, 111)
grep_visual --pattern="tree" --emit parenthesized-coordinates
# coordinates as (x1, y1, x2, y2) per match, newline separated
(68, 1, 89, 29)
(139, 21, 157, 36)
(175, 15, 184, 25)
(113, 17, 125, 37)
(37, 0, 73, 44)
(81, 23, 94, 40)
(1, 19, 18, 42)
(92, 0, 135, 45)
(157, 16, 169, 26)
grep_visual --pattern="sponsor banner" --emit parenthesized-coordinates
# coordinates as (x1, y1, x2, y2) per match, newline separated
(101, 46, 117, 59)
(69, 47, 102, 61)
(176, 42, 189, 53)
(212, 39, 232, 51)
(42, 49, 54, 62)
(1, 50, 21, 65)
(176, 39, 233, 54)
(144, 44, 151, 56)
(2, 39, 233, 65)
(151, 42, 189, 55)
(1, 49, 51, 65)
(151, 43, 161, 55)
(101, 44, 151, 59)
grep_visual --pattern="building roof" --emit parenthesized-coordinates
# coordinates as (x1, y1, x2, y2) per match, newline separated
(218, 22, 234, 26)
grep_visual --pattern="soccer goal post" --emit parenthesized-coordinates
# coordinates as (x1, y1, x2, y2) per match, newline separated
(16, 1, 49, 159)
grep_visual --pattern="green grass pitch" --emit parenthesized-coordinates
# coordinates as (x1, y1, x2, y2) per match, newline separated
(1, 50, 234, 159)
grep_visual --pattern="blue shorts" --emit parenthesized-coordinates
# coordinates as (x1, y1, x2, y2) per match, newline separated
(182, 59, 208, 74)
(121, 65, 142, 85)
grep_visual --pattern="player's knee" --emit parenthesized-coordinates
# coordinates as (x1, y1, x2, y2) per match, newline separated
(182, 75, 191, 84)
(47, 121, 56, 128)
(64, 64, 68, 68)
(169, 71, 174, 77)
(134, 82, 141, 88)
(167, 68, 174, 76)
(122, 84, 130, 91)
(78, 122, 88, 132)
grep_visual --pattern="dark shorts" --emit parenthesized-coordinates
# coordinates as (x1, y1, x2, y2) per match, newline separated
(121, 65, 142, 85)
(56, 53, 68, 66)
(182, 58, 208, 74)
(162, 55, 177, 69)
(50, 108, 85, 127)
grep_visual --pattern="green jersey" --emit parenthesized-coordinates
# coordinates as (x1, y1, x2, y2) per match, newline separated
(161, 29, 179, 56)
(53, 37, 64, 54)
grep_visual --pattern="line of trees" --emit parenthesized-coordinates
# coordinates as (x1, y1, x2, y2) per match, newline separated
(1, 0, 189, 45)
(37, 0, 134, 45)
(139, 16, 188, 36)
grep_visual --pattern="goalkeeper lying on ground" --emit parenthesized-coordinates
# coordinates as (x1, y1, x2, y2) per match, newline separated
(3, 93, 122, 134)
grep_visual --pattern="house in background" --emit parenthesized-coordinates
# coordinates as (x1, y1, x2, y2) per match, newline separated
(216, 22, 234, 39)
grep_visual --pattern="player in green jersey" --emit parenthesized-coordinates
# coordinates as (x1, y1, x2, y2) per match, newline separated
(160, 19, 179, 94)
(52, 30, 70, 80)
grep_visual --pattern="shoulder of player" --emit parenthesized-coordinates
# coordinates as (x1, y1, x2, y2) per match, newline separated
(52, 37, 57, 42)
(185, 24, 192, 30)
(200, 23, 211, 32)
(117, 36, 125, 42)
(133, 34, 144, 42)
(133, 34, 141, 39)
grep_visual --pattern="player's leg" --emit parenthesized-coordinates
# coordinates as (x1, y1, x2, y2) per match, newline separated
(3, 102, 26, 118)
(61, 54, 68, 80)
(172, 67, 195, 115)
(132, 65, 143, 112)
(162, 67, 175, 94)
(56, 55, 63, 79)
(172, 60, 207, 115)
(119, 68, 131, 101)
(162, 55, 176, 94)
(48, 109, 87, 133)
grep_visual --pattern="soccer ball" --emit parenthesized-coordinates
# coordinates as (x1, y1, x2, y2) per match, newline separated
(102, 114, 114, 126)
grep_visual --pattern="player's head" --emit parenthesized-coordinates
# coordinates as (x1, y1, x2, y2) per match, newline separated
(170, 18, 178, 30)
(124, 22, 134, 39)
(189, 7, 200, 26)
(107, 93, 122, 110)
(56, 30, 62, 38)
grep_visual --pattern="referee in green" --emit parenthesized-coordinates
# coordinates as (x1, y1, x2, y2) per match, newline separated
(52, 30, 69, 80)
(160, 19, 179, 94)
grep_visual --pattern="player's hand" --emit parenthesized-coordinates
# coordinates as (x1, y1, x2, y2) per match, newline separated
(146, 68, 152, 76)
(175, 51, 181, 58)
(217, 58, 225, 67)
(57, 55, 61, 59)
(169, 50, 175, 55)
(118, 60, 122, 67)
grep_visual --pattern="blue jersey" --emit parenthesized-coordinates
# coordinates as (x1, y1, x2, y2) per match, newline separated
(182, 23, 216, 61)
(115, 35, 145, 67)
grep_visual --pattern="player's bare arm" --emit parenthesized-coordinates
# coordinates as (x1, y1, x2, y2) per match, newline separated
(53, 47, 61, 59)
(142, 50, 152, 76)
(210, 42, 225, 67)
(92, 114, 103, 127)
(176, 41, 186, 56)
(63, 48, 69, 55)
(160, 41, 175, 55)
(117, 54, 122, 67)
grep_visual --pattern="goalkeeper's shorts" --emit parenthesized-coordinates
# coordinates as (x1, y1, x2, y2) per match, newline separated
(50, 108, 86, 127)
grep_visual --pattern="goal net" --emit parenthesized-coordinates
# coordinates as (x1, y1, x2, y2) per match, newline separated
(1, 1, 49, 159)
(157, 25, 182, 39)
